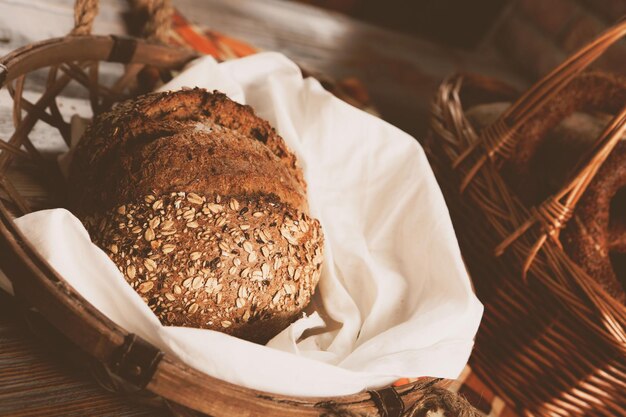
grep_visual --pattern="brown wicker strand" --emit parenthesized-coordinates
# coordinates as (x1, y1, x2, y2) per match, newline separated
(45, 67, 72, 146)
(59, 62, 119, 102)
(110, 63, 145, 94)
(0, 177, 30, 215)
(0, 138, 30, 161)
(0, 67, 80, 213)
(87, 61, 101, 114)
(7, 75, 69, 136)
(455, 119, 517, 192)
(11, 75, 25, 128)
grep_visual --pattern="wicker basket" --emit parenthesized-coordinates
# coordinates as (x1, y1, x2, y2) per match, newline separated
(426, 20, 626, 417)
(0, 1, 481, 416)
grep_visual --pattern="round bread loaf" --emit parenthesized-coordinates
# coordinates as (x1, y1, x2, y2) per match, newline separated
(68, 89, 324, 344)
(561, 141, 626, 303)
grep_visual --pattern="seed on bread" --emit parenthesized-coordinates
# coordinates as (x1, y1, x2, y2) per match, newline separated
(70, 89, 324, 344)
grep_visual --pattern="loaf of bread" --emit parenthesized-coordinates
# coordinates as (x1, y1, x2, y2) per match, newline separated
(68, 89, 324, 344)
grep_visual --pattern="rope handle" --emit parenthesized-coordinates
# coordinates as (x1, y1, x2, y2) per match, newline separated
(452, 19, 626, 277)
(70, 0, 173, 43)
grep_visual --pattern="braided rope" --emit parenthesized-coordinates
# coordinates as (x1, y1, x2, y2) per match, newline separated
(71, 0, 99, 36)
(71, 0, 172, 42)
(129, 0, 173, 43)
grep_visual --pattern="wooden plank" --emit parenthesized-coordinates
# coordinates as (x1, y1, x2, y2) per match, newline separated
(0, 292, 170, 417)
(0, 0, 527, 138)
(172, 0, 528, 137)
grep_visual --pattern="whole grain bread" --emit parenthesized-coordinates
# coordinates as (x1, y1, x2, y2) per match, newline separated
(69, 89, 306, 216)
(69, 89, 324, 344)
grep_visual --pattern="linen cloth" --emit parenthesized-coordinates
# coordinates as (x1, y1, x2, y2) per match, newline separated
(0, 52, 482, 397)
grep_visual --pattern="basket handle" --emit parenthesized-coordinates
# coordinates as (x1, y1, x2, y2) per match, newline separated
(454, 19, 626, 278)
(70, 0, 173, 42)
(496, 105, 626, 278)
(454, 19, 626, 192)
(502, 72, 626, 204)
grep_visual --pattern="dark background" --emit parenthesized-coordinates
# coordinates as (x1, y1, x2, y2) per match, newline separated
(291, 0, 626, 79)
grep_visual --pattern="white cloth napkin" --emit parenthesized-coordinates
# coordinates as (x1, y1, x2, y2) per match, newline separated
(0, 52, 482, 397)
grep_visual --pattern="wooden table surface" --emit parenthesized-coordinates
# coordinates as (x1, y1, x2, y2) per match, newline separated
(0, 0, 526, 415)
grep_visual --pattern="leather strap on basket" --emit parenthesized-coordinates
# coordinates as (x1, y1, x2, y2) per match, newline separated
(70, 0, 172, 43)
(107, 35, 139, 63)
(367, 378, 482, 417)
(109, 333, 164, 389)
(368, 387, 405, 417)
(405, 386, 482, 417)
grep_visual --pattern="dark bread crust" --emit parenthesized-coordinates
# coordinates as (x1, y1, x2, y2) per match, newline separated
(69, 89, 305, 215)
(69, 89, 324, 343)
(70, 121, 306, 218)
